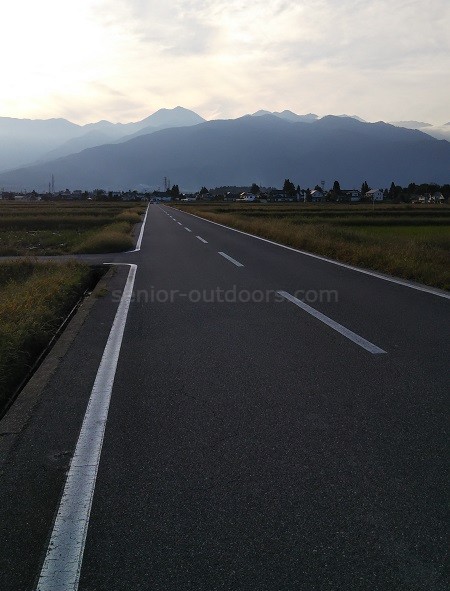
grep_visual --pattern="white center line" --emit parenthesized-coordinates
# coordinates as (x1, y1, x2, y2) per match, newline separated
(277, 290, 387, 355)
(196, 236, 208, 243)
(184, 227, 192, 232)
(35, 264, 138, 591)
(218, 252, 244, 267)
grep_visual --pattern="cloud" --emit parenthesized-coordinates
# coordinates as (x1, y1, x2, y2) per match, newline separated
(0, 0, 448, 124)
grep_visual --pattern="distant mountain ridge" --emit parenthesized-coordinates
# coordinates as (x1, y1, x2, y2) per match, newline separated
(2, 107, 449, 174)
(0, 114, 448, 192)
(390, 121, 433, 129)
(0, 107, 206, 172)
(251, 110, 319, 123)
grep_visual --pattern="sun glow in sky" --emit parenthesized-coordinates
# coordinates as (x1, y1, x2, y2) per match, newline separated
(1, 0, 449, 124)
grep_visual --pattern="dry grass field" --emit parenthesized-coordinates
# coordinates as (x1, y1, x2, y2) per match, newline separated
(0, 201, 145, 255)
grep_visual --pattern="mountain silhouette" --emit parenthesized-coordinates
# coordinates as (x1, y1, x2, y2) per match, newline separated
(0, 107, 205, 172)
(0, 115, 448, 191)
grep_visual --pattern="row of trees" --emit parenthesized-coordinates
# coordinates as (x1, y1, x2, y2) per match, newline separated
(237, 180, 450, 202)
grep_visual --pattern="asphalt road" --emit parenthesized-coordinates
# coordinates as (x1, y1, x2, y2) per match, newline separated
(0, 204, 448, 591)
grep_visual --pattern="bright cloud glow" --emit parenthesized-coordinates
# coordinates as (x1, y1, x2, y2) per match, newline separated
(1, 0, 449, 124)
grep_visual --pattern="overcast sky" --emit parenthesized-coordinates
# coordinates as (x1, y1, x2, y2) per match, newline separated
(1, 0, 449, 125)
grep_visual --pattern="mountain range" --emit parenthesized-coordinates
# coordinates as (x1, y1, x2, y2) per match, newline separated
(0, 106, 205, 172)
(0, 107, 448, 191)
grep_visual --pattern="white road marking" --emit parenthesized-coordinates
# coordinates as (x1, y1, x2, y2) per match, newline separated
(172, 208, 450, 300)
(277, 290, 386, 354)
(131, 204, 149, 252)
(196, 236, 208, 243)
(184, 227, 192, 232)
(177, 221, 182, 225)
(35, 264, 138, 591)
(218, 252, 244, 267)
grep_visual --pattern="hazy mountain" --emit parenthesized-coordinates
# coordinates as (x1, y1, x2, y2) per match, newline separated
(424, 126, 450, 141)
(252, 110, 364, 123)
(115, 107, 206, 143)
(390, 120, 432, 129)
(39, 130, 119, 161)
(0, 117, 83, 172)
(252, 110, 272, 117)
(251, 110, 318, 123)
(389, 120, 450, 142)
(134, 106, 205, 129)
(0, 107, 206, 171)
(0, 115, 448, 192)
(337, 114, 367, 122)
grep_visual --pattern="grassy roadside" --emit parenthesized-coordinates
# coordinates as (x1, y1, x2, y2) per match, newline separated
(172, 203, 450, 290)
(0, 202, 146, 416)
(0, 261, 99, 414)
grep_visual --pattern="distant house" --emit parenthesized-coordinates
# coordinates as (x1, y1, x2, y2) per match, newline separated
(418, 193, 431, 203)
(266, 190, 294, 202)
(432, 192, 445, 203)
(366, 189, 384, 202)
(310, 189, 326, 203)
(341, 189, 361, 202)
(238, 192, 257, 202)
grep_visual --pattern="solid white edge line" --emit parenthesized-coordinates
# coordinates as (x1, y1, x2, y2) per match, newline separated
(132, 204, 149, 252)
(278, 290, 387, 355)
(165, 207, 450, 300)
(218, 251, 244, 267)
(196, 236, 208, 243)
(35, 264, 137, 591)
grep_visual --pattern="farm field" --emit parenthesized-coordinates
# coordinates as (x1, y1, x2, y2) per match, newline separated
(0, 201, 145, 255)
(173, 203, 450, 290)
(0, 200, 145, 415)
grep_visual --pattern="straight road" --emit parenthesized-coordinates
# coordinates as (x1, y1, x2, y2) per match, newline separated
(0, 204, 448, 590)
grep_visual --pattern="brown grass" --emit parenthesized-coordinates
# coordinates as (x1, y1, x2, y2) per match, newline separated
(0, 201, 144, 255)
(0, 261, 93, 412)
(72, 222, 134, 253)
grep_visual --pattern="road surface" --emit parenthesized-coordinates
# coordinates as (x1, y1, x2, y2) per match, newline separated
(0, 204, 448, 590)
